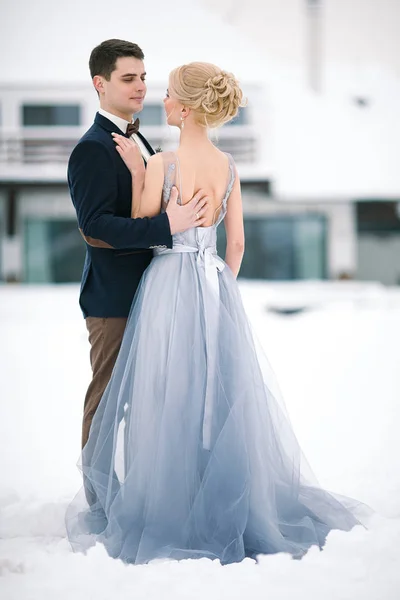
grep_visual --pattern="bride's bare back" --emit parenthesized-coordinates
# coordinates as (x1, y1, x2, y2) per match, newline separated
(173, 146, 232, 227)
(122, 138, 244, 277)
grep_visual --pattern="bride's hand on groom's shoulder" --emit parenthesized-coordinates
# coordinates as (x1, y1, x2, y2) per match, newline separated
(112, 133, 145, 178)
(166, 187, 209, 234)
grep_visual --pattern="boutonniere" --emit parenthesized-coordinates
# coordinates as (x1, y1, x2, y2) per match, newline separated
(155, 146, 162, 153)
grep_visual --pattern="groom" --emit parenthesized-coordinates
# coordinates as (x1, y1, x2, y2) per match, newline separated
(68, 39, 208, 450)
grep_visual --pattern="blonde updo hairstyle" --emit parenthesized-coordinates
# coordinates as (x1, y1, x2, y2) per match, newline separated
(169, 62, 246, 129)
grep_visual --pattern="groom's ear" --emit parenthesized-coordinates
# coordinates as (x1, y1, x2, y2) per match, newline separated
(93, 75, 104, 95)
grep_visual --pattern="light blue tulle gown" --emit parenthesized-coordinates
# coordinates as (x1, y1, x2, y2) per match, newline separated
(66, 152, 368, 564)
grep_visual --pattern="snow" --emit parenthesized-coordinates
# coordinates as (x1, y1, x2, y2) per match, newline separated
(1, 281, 400, 599)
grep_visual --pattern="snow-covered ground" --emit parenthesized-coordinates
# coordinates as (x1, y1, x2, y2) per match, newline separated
(1, 281, 400, 599)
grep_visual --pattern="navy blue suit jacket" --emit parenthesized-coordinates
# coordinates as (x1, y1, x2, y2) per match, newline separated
(68, 112, 172, 318)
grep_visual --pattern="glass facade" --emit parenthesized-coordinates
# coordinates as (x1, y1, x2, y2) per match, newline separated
(0, 197, 3, 281)
(23, 218, 85, 283)
(21, 214, 327, 284)
(356, 201, 400, 285)
(217, 214, 327, 280)
(22, 105, 81, 126)
(138, 104, 164, 126)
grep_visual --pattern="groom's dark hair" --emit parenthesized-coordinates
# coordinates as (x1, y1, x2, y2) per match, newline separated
(89, 39, 145, 80)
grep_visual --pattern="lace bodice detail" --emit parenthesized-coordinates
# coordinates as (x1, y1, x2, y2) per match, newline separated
(160, 151, 236, 250)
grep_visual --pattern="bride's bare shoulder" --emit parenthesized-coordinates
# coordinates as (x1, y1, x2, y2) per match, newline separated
(210, 146, 232, 162)
(148, 150, 177, 165)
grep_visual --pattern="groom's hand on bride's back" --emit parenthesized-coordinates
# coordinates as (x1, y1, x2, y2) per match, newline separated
(166, 187, 208, 235)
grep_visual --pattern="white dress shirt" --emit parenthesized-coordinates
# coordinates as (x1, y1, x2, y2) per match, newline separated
(98, 108, 166, 249)
(98, 108, 151, 162)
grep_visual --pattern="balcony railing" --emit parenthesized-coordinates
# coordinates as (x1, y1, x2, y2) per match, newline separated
(141, 126, 258, 164)
(0, 128, 82, 165)
(0, 126, 258, 172)
(214, 133, 257, 164)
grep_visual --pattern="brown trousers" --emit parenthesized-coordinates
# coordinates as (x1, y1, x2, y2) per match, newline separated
(82, 317, 127, 448)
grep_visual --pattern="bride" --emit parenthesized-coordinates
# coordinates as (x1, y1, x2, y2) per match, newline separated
(66, 62, 367, 564)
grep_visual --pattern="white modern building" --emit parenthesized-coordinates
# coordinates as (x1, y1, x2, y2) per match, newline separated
(201, 0, 400, 285)
(0, 0, 399, 284)
(0, 81, 270, 283)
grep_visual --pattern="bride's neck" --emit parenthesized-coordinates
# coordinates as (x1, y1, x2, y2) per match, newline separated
(178, 124, 212, 150)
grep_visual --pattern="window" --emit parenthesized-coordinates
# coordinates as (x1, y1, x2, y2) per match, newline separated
(137, 104, 164, 126)
(356, 201, 400, 233)
(22, 104, 81, 126)
(217, 214, 327, 280)
(0, 196, 4, 281)
(23, 218, 85, 283)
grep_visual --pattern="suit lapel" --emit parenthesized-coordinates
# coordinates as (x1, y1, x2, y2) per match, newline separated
(95, 113, 155, 156)
(94, 112, 155, 168)
(137, 131, 155, 156)
(94, 112, 125, 135)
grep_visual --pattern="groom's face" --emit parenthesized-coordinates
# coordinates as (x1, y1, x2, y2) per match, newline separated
(96, 57, 147, 120)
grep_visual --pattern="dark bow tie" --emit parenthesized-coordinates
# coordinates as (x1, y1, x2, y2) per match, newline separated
(126, 119, 140, 136)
